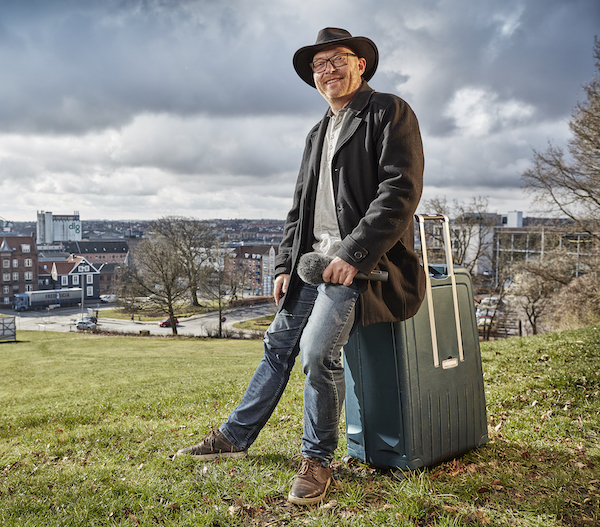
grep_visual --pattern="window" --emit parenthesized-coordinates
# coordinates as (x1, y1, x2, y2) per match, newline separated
(87, 274, 93, 284)
(86, 286, 93, 297)
(2, 260, 8, 268)
(12, 259, 18, 268)
(2, 286, 8, 294)
(73, 275, 79, 285)
(25, 285, 33, 292)
(24, 272, 33, 281)
(24, 259, 32, 267)
(3, 297, 9, 305)
(2, 273, 8, 282)
(12, 272, 19, 281)
(61, 276, 68, 286)
(21, 244, 31, 253)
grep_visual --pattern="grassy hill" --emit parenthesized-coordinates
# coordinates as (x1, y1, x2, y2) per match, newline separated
(0, 328, 599, 526)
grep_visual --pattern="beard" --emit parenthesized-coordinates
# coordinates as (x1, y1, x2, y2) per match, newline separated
(315, 66, 364, 109)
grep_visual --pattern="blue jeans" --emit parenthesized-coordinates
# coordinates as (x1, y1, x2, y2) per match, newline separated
(220, 281, 360, 465)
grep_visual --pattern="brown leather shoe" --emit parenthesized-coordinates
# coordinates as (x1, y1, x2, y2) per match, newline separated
(175, 429, 247, 460)
(287, 457, 331, 505)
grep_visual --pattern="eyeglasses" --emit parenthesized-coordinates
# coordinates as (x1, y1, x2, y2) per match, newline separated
(310, 53, 357, 74)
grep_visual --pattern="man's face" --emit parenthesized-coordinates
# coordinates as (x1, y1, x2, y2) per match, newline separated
(312, 45, 366, 110)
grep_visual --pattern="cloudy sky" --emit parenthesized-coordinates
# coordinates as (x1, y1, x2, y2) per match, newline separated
(0, 0, 598, 222)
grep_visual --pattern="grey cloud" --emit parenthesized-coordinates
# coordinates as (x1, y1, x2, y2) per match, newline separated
(369, 0, 599, 136)
(0, 0, 320, 134)
(0, 0, 598, 221)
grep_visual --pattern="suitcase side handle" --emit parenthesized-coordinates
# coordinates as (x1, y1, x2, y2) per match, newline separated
(415, 214, 465, 367)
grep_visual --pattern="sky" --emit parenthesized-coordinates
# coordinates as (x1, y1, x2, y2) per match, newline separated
(0, 0, 598, 222)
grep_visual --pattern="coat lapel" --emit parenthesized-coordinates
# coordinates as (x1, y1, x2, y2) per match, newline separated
(333, 81, 373, 158)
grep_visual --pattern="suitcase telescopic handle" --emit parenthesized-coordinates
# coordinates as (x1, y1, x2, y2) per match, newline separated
(415, 214, 464, 368)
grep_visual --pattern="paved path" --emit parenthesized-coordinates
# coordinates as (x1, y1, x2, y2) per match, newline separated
(4, 301, 277, 338)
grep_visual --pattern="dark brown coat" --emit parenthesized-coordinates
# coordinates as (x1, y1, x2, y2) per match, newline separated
(275, 81, 426, 326)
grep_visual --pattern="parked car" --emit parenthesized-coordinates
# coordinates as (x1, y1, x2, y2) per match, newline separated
(476, 296, 508, 318)
(477, 315, 497, 328)
(76, 320, 97, 330)
(83, 315, 97, 324)
(478, 296, 508, 309)
(100, 294, 117, 303)
(159, 317, 178, 327)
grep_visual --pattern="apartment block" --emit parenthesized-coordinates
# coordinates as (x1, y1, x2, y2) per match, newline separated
(0, 236, 38, 306)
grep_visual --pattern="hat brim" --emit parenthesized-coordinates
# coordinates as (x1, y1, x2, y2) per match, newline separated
(293, 36, 378, 88)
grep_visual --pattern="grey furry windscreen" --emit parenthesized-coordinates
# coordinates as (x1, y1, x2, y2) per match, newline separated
(297, 253, 333, 285)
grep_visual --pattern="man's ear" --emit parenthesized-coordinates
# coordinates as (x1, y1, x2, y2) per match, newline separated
(358, 57, 367, 76)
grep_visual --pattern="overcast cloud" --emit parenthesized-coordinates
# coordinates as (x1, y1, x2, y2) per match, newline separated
(0, 0, 598, 221)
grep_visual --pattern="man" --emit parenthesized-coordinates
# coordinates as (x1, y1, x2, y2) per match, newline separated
(177, 27, 425, 505)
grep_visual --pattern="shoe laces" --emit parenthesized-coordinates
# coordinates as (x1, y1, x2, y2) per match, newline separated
(205, 429, 220, 448)
(298, 457, 320, 477)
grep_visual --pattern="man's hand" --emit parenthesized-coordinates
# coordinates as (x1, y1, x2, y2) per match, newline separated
(322, 257, 359, 287)
(273, 273, 290, 306)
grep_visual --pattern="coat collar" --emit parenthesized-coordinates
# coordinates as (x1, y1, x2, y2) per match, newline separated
(306, 81, 375, 190)
(323, 80, 374, 120)
(343, 80, 374, 115)
(331, 81, 373, 157)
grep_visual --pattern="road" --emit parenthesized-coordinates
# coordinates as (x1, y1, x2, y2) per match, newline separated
(7, 301, 278, 338)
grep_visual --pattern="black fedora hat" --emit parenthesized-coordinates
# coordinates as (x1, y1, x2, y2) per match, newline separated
(293, 28, 378, 88)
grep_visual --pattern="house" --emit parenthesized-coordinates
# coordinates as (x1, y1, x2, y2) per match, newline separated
(38, 255, 101, 300)
(0, 236, 38, 307)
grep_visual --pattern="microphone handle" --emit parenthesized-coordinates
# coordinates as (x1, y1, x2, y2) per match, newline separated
(355, 270, 388, 282)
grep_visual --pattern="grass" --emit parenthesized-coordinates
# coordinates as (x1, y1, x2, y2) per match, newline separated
(234, 316, 275, 332)
(99, 304, 209, 321)
(0, 327, 599, 526)
(100, 298, 258, 322)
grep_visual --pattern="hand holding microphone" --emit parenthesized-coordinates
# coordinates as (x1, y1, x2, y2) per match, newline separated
(297, 252, 388, 286)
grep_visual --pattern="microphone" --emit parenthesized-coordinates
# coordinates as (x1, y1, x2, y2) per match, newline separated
(297, 253, 388, 285)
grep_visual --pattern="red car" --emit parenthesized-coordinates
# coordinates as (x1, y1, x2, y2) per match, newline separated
(158, 317, 178, 327)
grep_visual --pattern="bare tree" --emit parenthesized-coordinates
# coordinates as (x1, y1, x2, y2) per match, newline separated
(197, 240, 236, 338)
(522, 38, 600, 243)
(550, 270, 600, 329)
(125, 236, 187, 335)
(150, 216, 217, 307)
(114, 265, 145, 316)
(420, 196, 497, 276)
(508, 254, 574, 335)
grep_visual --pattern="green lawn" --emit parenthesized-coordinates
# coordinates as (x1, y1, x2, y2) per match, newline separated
(0, 328, 599, 526)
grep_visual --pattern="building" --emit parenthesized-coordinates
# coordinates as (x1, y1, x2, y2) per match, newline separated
(420, 210, 596, 287)
(37, 255, 101, 300)
(0, 236, 38, 307)
(491, 217, 595, 283)
(229, 244, 278, 296)
(96, 262, 120, 295)
(62, 240, 130, 264)
(37, 211, 82, 244)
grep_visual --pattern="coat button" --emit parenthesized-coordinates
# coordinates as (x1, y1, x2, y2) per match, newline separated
(354, 251, 363, 259)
